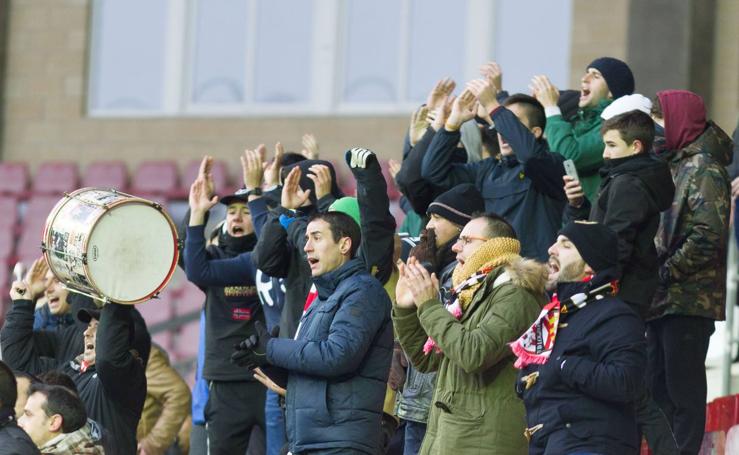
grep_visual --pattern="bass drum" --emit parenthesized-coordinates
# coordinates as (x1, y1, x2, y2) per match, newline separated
(42, 188, 179, 304)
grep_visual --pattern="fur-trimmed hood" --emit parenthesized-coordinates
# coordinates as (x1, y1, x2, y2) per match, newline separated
(503, 257, 548, 295)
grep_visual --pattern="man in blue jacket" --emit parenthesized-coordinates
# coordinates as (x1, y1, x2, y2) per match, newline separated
(233, 211, 393, 455)
(421, 79, 566, 260)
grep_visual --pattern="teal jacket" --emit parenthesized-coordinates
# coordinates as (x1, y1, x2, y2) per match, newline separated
(545, 99, 611, 202)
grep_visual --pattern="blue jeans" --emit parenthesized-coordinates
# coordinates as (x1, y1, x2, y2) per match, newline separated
(403, 420, 426, 455)
(265, 390, 286, 455)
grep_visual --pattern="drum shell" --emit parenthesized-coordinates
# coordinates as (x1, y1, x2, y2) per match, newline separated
(43, 188, 179, 304)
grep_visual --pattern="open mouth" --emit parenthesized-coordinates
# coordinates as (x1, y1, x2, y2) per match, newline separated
(547, 259, 560, 277)
(307, 257, 319, 267)
(48, 296, 60, 305)
(232, 226, 244, 234)
(580, 88, 591, 99)
(85, 343, 94, 350)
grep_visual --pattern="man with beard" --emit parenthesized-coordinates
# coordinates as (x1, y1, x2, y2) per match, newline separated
(395, 183, 484, 455)
(181, 156, 265, 454)
(394, 213, 546, 454)
(512, 221, 646, 455)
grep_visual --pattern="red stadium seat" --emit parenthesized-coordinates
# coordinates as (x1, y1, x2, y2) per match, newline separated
(130, 161, 179, 198)
(175, 281, 205, 316)
(0, 196, 19, 231)
(180, 159, 231, 198)
(0, 230, 14, 259)
(137, 290, 174, 326)
(175, 320, 201, 360)
(82, 161, 129, 191)
(0, 162, 29, 197)
(32, 162, 79, 195)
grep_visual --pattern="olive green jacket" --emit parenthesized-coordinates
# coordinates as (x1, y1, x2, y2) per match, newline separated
(393, 259, 546, 455)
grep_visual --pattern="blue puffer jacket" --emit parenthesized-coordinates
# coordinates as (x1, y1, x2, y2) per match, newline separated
(267, 258, 393, 454)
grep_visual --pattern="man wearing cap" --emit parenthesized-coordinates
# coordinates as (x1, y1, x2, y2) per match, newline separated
(183, 157, 266, 454)
(531, 57, 636, 202)
(512, 221, 646, 455)
(3, 264, 149, 455)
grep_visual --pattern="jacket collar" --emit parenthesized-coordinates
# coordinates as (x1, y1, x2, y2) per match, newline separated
(313, 258, 364, 300)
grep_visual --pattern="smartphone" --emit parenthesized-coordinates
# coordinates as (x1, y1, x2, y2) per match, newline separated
(563, 159, 579, 181)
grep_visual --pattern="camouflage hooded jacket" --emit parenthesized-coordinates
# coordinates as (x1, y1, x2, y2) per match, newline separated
(650, 90, 733, 321)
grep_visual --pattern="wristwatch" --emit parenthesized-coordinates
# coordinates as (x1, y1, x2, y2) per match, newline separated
(244, 187, 263, 197)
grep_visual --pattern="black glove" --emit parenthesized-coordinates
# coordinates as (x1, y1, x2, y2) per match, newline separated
(231, 321, 276, 369)
(409, 228, 438, 273)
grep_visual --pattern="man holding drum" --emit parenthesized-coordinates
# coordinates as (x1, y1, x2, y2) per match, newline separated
(2, 258, 150, 455)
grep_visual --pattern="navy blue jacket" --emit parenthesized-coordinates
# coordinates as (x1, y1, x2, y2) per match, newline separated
(517, 281, 646, 455)
(421, 106, 566, 260)
(267, 258, 393, 454)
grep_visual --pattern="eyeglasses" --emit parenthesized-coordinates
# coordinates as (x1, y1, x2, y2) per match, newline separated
(457, 235, 490, 246)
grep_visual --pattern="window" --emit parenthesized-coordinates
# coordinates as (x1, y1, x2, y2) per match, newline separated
(88, 0, 572, 117)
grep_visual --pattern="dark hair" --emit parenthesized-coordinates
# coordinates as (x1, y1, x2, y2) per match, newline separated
(28, 383, 87, 433)
(307, 211, 361, 257)
(600, 110, 655, 152)
(39, 370, 78, 395)
(281, 152, 307, 167)
(473, 212, 517, 239)
(479, 125, 500, 158)
(0, 362, 17, 412)
(651, 95, 663, 119)
(503, 94, 546, 130)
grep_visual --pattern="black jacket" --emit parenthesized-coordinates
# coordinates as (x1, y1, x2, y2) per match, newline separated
(181, 220, 263, 381)
(517, 281, 646, 455)
(0, 412, 39, 455)
(421, 106, 566, 260)
(565, 153, 675, 313)
(1, 301, 148, 455)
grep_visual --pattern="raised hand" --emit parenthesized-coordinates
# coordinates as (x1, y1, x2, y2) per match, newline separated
(530, 75, 559, 108)
(426, 77, 456, 111)
(480, 61, 503, 93)
(25, 257, 49, 300)
(264, 142, 285, 187)
(189, 178, 219, 222)
(196, 155, 215, 197)
(301, 133, 319, 159)
(466, 78, 499, 113)
(394, 260, 416, 309)
(431, 95, 454, 132)
(563, 175, 585, 208)
(445, 89, 478, 131)
(388, 159, 401, 184)
(306, 164, 333, 200)
(241, 147, 264, 190)
(280, 166, 311, 210)
(409, 105, 430, 146)
(404, 257, 440, 307)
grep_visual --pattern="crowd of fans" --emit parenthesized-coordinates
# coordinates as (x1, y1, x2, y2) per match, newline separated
(0, 56, 738, 455)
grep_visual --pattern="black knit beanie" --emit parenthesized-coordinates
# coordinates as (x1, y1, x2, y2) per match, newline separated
(559, 221, 620, 277)
(587, 57, 635, 100)
(426, 184, 485, 227)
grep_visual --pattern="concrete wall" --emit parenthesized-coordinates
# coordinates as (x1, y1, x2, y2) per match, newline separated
(1, 0, 736, 172)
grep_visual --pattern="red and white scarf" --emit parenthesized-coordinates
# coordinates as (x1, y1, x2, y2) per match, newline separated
(509, 277, 617, 369)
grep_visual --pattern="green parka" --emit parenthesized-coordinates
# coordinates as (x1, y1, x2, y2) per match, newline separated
(393, 259, 546, 455)
(545, 99, 611, 202)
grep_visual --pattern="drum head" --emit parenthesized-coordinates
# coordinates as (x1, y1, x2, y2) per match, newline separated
(86, 202, 176, 303)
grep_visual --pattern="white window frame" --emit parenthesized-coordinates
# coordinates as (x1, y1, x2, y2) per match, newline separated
(87, 0, 498, 118)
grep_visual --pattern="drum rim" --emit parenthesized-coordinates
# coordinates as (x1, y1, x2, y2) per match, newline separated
(43, 187, 180, 304)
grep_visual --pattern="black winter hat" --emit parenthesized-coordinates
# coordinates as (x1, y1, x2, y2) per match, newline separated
(427, 184, 485, 227)
(559, 221, 620, 278)
(587, 57, 635, 100)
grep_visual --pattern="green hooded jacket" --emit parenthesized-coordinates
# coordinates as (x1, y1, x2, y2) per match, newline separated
(393, 259, 546, 455)
(545, 99, 611, 202)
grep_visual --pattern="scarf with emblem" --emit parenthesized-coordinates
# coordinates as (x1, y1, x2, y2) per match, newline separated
(509, 276, 618, 368)
(423, 237, 520, 355)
